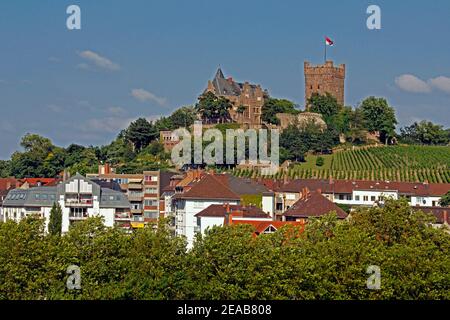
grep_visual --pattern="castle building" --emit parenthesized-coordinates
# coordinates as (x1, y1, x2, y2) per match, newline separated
(304, 61, 345, 107)
(205, 68, 268, 128)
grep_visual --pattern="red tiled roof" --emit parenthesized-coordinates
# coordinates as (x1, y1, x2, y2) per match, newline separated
(19, 178, 59, 186)
(195, 204, 270, 218)
(230, 219, 305, 235)
(256, 178, 450, 197)
(414, 207, 450, 224)
(173, 174, 240, 201)
(284, 190, 348, 219)
(0, 178, 18, 191)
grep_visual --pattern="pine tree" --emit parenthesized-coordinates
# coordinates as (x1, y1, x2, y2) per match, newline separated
(48, 202, 62, 236)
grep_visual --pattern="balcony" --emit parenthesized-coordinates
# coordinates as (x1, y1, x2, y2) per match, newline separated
(115, 212, 132, 221)
(128, 193, 143, 201)
(69, 212, 88, 220)
(131, 208, 143, 214)
(65, 198, 93, 207)
(128, 183, 143, 190)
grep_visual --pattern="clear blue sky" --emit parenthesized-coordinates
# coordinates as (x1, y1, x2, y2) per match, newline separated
(0, 0, 449, 159)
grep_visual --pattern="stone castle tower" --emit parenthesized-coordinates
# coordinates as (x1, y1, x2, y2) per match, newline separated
(304, 60, 345, 107)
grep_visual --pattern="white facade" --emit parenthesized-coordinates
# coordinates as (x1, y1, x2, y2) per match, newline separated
(262, 194, 275, 217)
(2, 174, 131, 233)
(175, 199, 239, 249)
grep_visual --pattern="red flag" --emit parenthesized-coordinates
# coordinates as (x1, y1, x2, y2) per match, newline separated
(325, 37, 334, 46)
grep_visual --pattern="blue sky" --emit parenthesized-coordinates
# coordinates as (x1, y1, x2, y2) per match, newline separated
(0, 0, 449, 159)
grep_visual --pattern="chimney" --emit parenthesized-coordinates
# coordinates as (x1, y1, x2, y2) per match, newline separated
(444, 210, 448, 225)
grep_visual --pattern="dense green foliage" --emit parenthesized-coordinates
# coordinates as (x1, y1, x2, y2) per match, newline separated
(0, 200, 448, 300)
(308, 93, 342, 123)
(440, 191, 450, 207)
(280, 123, 339, 162)
(400, 121, 450, 146)
(262, 98, 299, 125)
(359, 97, 397, 144)
(196, 92, 233, 124)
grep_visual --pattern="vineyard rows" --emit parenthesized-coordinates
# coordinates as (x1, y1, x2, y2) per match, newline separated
(232, 146, 450, 183)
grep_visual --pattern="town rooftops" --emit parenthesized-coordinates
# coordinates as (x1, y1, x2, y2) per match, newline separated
(259, 178, 449, 197)
(195, 204, 270, 218)
(3, 176, 130, 208)
(414, 207, 450, 225)
(283, 189, 348, 219)
(173, 174, 240, 201)
(229, 219, 305, 236)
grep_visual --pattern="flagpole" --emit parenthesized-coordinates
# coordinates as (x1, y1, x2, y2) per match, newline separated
(324, 40, 327, 63)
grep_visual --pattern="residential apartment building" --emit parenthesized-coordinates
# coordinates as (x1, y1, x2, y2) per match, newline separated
(2, 174, 131, 232)
(87, 168, 175, 228)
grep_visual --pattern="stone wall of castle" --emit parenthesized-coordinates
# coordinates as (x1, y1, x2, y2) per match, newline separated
(304, 61, 345, 107)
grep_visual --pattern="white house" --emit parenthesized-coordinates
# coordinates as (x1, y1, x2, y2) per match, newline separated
(2, 174, 131, 232)
(171, 174, 241, 248)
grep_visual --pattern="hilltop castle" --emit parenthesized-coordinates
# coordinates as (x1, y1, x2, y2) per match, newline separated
(205, 68, 268, 129)
(304, 60, 346, 107)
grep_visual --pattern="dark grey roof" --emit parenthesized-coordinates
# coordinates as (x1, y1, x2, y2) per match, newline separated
(212, 68, 242, 96)
(227, 175, 269, 195)
(3, 177, 130, 209)
(100, 188, 130, 208)
(3, 186, 58, 207)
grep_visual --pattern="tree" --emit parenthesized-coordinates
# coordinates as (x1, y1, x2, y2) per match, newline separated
(48, 202, 62, 236)
(316, 156, 325, 167)
(308, 93, 342, 123)
(124, 118, 158, 151)
(400, 121, 449, 145)
(170, 106, 197, 129)
(439, 191, 450, 207)
(262, 98, 298, 125)
(196, 92, 232, 124)
(0, 160, 11, 178)
(359, 97, 397, 144)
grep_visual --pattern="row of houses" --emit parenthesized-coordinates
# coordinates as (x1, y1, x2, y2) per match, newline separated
(1, 169, 449, 247)
(161, 172, 450, 248)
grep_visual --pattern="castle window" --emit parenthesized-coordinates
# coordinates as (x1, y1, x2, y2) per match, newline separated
(310, 85, 313, 89)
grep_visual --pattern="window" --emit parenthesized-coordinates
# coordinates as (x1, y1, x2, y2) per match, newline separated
(346, 195, 352, 201)
(339, 194, 344, 200)
(144, 199, 158, 207)
(363, 196, 369, 202)
(144, 211, 159, 219)
(355, 196, 360, 201)
(263, 225, 277, 234)
(41, 194, 48, 200)
(145, 187, 157, 194)
(371, 196, 376, 201)
(131, 203, 141, 210)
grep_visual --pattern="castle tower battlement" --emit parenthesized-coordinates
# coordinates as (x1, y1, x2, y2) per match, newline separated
(304, 60, 345, 107)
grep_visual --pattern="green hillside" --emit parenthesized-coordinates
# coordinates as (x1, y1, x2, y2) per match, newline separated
(233, 145, 450, 183)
